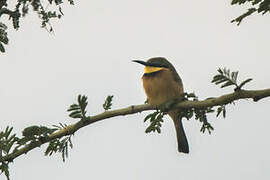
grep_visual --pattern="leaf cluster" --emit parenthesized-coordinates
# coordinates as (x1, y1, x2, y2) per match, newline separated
(231, 0, 270, 25)
(0, 127, 17, 180)
(103, 95, 114, 111)
(216, 105, 226, 118)
(45, 124, 73, 162)
(0, 127, 17, 159)
(51, 94, 114, 161)
(144, 110, 165, 133)
(67, 95, 88, 119)
(179, 68, 250, 134)
(0, 0, 75, 52)
(194, 108, 215, 134)
(0, 125, 57, 158)
(0, 94, 112, 179)
(182, 93, 216, 134)
(178, 69, 250, 134)
(0, 125, 57, 179)
(0, 68, 256, 179)
(0, 22, 8, 52)
(212, 68, 252, 91)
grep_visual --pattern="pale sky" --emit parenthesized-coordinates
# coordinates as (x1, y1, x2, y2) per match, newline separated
(1, 1, 270, 180)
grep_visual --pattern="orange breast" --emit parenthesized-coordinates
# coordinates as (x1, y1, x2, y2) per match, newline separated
(142, 69, 184, 107)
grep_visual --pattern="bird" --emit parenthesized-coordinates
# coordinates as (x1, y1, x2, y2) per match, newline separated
(133, 57, 189, 153)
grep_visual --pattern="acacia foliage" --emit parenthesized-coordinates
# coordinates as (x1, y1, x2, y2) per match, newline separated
(0, 0, 74, 52)
(0, 0, 269, 53)
(231, 0, 270, 25)
(0, 68, 258, 180)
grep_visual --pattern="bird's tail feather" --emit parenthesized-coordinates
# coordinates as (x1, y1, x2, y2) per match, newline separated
(169, 111, 189, 153)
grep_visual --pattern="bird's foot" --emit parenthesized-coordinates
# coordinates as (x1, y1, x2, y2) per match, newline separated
(144, 99, 149, 104)
(158, 99, 178, 113)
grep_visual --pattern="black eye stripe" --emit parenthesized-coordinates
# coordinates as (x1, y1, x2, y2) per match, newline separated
(147, 62, 169, 68)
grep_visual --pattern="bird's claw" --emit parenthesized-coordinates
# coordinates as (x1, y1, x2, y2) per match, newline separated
(158, 99, 178, 112)
(144, 99, 149, 104)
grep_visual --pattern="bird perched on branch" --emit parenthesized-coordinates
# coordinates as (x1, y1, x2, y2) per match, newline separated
(133, 57, 189, 153)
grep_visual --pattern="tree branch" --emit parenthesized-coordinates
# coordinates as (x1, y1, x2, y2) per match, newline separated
(1, 88, 270, 163)
(0, 8, 20, 18)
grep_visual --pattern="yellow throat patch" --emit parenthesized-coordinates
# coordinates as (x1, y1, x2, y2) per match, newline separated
(144, 66, 164, 74)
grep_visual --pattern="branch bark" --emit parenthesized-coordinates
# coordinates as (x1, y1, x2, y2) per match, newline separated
(1, 88, 270, 163)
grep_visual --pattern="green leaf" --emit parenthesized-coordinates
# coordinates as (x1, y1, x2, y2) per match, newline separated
(0, 43, 5, 52)
(214, 78, 229, 85)
(156, 127, 161, 133)
(103, 95, 114, 110)
(212, 74, 224, 82)
(68, 95, 88, 119)
(238, 78, 253, 89)
(212, 68, 240, 89)
(231, 8, 257, 25)
(68, 110, 81, 118)
(0, 162, 10, 180)
(221, 81, 235, 88)
(45, 134, 73, 162)
(145, 126, 152, 133)
(144, 113, 154, 122)
(77, 95, 82, 104)
(0, 35, 8, 44)
(217, 68, 223, 74)
(67, 104, 80, 112)
(144, 111, 164, 134)
(231, 71, 238, 83)
(223, 107, 226, 118)
(216, 107, 222, 117)
(4, 126, 13, 139)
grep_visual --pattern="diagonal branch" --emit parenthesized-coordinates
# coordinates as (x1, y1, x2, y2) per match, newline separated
(1, 88, 270, 163)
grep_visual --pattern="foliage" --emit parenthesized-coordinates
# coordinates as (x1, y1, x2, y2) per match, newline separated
(144, 110, 165, 133)
(103, 95, 114, 111)
(194, 107, 215, 134)
(0, 68, 259, 179)
(0, 123, 76, 179)
(181, 93, 215, 134)
(143, 92, 215, 135)
(0, 0, 75, 52)
(0, 125, 57, 180)
(211, 68, 252, 91)
(45, 123, 73, 162)
(0, 1, 269, 53)
(216, 105, 226, 118)
(231, 0, 270, 25)
(67, 95, 88, 119)
(0, 127, 16, 180)
(0, 22, 8, 52)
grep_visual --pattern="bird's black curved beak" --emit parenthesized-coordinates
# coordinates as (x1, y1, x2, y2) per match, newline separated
(132, 60, 168, 68)
(132, 60, 148, 66)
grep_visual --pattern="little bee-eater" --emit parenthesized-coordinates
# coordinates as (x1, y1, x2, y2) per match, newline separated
(133, 57, 189, 153)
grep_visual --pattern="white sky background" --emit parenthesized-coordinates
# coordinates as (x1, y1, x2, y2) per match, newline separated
(1, 0, 270, 179)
